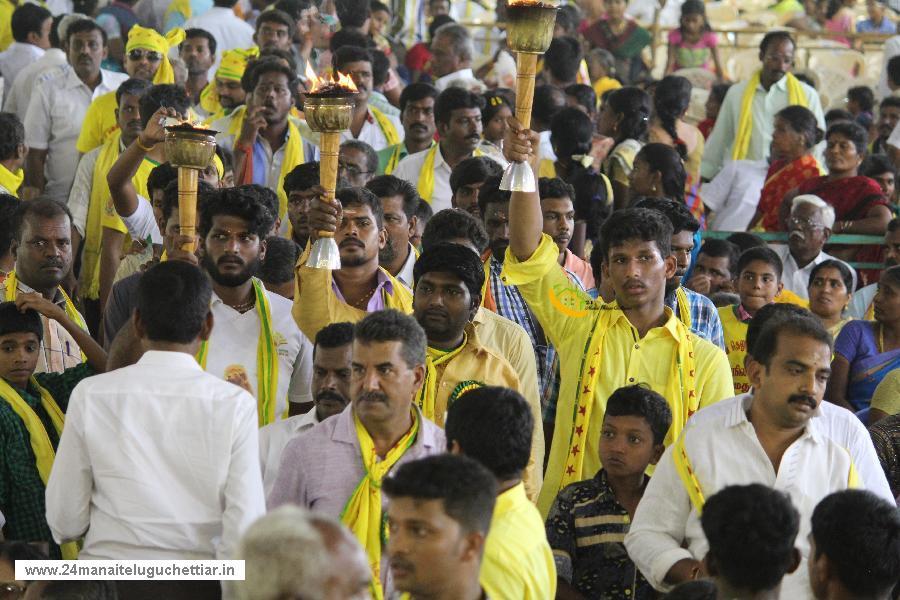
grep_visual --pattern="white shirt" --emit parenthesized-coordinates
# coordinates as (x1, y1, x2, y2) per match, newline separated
(627, 0, 684, 27)
(884, 117, 900, 151)
(24, 65, 128, 203)
(119, 193, 163, 245)
(700, 159, 768, 232)
(206, 287, 314, 420)
(183, 7, 254, 54)
(45, 351, 266, 560)
(0, 42, 44, 87)
(879, 35, 900, 99)
(434, 68, 484, 93)
(340, 109, 404, 152)
(538, 129, 557, 163)
(772, 244, 857, 300)
(258, 408, 319, 497)
(848, 282, 878, 319)
(394, 242, 417, 290)
(67, 146, 102, 237)
(625, 395, 861, 598)
(2, 48, 66, 122)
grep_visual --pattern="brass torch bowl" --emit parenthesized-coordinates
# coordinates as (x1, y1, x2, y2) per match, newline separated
(304, 94, 356, 133)
(164, 126, 218, 169)
(506, 3, 558, 53)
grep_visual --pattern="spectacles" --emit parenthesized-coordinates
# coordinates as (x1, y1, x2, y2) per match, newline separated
(128, 49, 162, 62)
(339, 163, 371, 177)
(789, 216, 826, 231)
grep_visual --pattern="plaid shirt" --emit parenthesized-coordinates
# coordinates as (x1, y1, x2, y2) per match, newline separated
(0, 363, 93, 558)
(665, 286, 726, 350)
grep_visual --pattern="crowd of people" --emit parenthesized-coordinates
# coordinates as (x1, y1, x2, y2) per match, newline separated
(0, 0, 899, 598)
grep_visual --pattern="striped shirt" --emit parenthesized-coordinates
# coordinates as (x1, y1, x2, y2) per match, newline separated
(665, 286, 726, 350)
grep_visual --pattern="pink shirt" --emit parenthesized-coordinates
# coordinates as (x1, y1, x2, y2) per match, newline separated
(563, 249, 596, 291)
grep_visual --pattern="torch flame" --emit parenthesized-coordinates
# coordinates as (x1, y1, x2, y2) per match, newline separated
(508, 0, 546, 5)
(305, 63, 359, 94)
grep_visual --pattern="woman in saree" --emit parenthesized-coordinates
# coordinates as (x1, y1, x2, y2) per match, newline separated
(751, 105, 824, 231)
(808, 259, 854, 339)
(826, 265, 900, 412)
(582, 0, 652, 85)
(597, 86, 651, 210)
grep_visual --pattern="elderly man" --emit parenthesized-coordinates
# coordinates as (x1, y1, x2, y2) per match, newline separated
(701, 31, 824, 180)
(774, 195, 857, 299)
(430, 22, 482, 92)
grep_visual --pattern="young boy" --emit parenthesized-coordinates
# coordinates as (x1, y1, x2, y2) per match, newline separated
(718, 247, 784, 394)
(545, 385, 672, 600)
(846, 86, 875, 127)
(0, 296, 106, 558)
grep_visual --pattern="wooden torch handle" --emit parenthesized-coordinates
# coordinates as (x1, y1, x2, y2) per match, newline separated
(177, 167, 198, 251)
(514, 52, 539, 130)
(318, 131, 340, 239)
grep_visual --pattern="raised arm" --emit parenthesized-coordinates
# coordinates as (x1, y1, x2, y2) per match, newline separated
(15, 293, 107, 373)
(503, 118, 544, 262)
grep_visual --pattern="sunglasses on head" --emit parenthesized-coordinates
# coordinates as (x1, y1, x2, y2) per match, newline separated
(128, 49, 162, 62)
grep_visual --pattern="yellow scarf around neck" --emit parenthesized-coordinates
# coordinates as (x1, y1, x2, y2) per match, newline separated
(417, 144, 484, 203)
(196, 278, 279, 426)
(733, 70, 807, 160)
(559, 305, 697, 489)
(0, 376, 79, 559)
(369, 107, 400, 147)
(675, 286, 692, 329)
(416, 335, 468, 423)
(342, 409, 420, 600)
(0, 163, 23, 196)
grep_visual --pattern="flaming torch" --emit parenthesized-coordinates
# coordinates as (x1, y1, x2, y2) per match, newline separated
(500, 0, 558, 192)
(164, 121, 218, 251)
(302, 66, 359, 269)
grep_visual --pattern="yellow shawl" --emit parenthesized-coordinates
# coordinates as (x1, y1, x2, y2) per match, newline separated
(417, 336, 468, 422)
(417, 144, 485, 203)
(0, 163, 23, 197)
(733, 70, 807, 161)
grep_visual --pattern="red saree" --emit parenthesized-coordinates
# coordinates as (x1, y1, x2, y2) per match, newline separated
(758, 155, 823, 231)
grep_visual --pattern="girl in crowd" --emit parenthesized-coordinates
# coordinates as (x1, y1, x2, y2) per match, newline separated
(665, 0, 724, 80)
(808, 259, 855, 338)
(698, 82, 732, 139)
(481, 92, 513, 150)
(598, 86, 651, 209)
(827, 265, 900, 413)
(627, 143, 687, 204)
(582, 0, 652, 85)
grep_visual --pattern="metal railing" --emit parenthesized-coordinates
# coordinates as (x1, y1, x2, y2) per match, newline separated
(701, 231, 884, 269)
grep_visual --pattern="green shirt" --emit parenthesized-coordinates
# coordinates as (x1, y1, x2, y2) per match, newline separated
(376, 143, 408, 175)
(0, 363, 94, 557)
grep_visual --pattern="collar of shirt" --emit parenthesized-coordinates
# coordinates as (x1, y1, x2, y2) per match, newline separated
(64, 66, 118, 94)
(736, 303, 754, 321)
(755, 72, 792, 94)
(293, 407, 321, 430)
(396, 242, 417, 289)
(136, 349, 205, 372)
(493, 481, 528, 519)
(729, 393, 825, 443)
(605, 302, 683, 342)
(435, 68, 476, 90)
(331, 403, 442, 451)
(330, 267, 395, 310)
(15, 278, 65, 307)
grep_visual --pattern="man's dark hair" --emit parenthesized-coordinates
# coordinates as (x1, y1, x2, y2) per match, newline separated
(273, 0, 313, 19)
(564, 83, 597, 115)
(341, 140, 378, 177)
(38, 580, 119, 599)
(258, 46, 298, 72)
(11, 3, 51, 44)
(589, 241, 603, 282)
(371, 49, 390, 87)
(555, 4, 581, 33)
(413, 243, 484, 301)
(826, 120, 868, 156)
(697, 239, 740, 277)
(450, 157, 503, 195)
(811, 490, 900, 597)
(634, 197, 699, 234)
(242, 58, 295, 94)
(283, 161, 320, 194)
(544, 36, 582, 84)
(0, 301, 43, 342)
(315, 321, 355, 351)
(550, 106, 592, 159)
(476, 175, 510, 220)
(745, 303, 809, 358)
(598, 208, 672, 262)
(333, 45, 372, 73)
(0, 112, 25, 161)
(726, 231, 766, 254)
(736, 246, 783, 280)
(66, 18, 108, 46)
(427, 14, 455, 40)
(532, 84, 565, 130)
(399, 82, 438, 113)
(182, 27, 217, 55)
(664, 581, 718, 600)
(422, 208, 489, 253)
(12, 198, 71, 243)
(861, 153, 895, 180)
(335, 0, 371, 28)
(256, 8, 296, 34)
(213, 0, 239, 7)
(759, 30, 795, 54)
(328, 28, 371, 52)
(238, 184, 279, 226)
(434, 87, 484, 126)
(336, 185, 383, 228)
(702, 484, 800, 593)
(115, 77, 153, 106)
(366, 175, 420, 219)
(383, 454, 497, 534)
(161, 180, 214, 226)
(538, 177, 575, 204)
(880, 95, 900, 113)
(753, 313, 832, 368)
(889, 55, 900, 87)
(137, 261, 212, 344)
(199, 187, 276, 238)
(445, 386, 532, 480)
(370, 0, 390, 14)
(0, 194, 19, 258)
(605, 384, 672, 445)
(138, 84, 190, 128)
(147, 162, 178, 196)
(354, 309, 426, 367)
(259, 236, 299, 285)
(847, 86, 875, 113)
(415, 197, 433, 227)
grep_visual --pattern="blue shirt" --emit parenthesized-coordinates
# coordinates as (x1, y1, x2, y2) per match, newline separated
(665, 286, 726, 350)
(857, 18, 896, 33)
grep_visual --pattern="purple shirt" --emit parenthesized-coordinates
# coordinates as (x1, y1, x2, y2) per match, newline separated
(331, 268, 395, 312)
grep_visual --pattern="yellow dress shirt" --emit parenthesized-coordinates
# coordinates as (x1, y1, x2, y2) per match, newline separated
(480, 482, 557, 600)
(501, 234, 734, 515)
(719, 305, 751, 396)
(76, 91, 119, 154)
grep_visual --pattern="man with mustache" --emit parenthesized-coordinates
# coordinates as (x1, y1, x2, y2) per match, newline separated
(368, 175, 420, 289)
(540, 177, 595, 291)
(377, 83, 438, 176)
(22, 18, 128, 202)
(869, 96, 900, 155)
(199, 186, 313, 426)
(635, 197, 726, 349)
(772, 196, 857, 300)
(393, 87, 506, 213)
(283, 161, 320, 249)
(259, 321, 353, 496)
(700, 31, 824, 181)
(200, 47, 258, 123)
(178, 28, 216, 108)
(848, 217, 900, 319)
(295, 186, 412, 341)
(626, 313, 863, 598)
(335, 45, 403, 153)
(269, 310, 445, 599)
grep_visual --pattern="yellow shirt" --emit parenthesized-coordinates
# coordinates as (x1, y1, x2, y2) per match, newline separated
(77, 91, 120, 154)
(473, 307, 544, 501)
(592, 76, 622, 106)
(0, 0, 14, 51)
(719, 305, 751, 395)
(501, 234, 734, 514)
(481, 482, 557, 600)
(292, 245, 413, 341)
(871, 369, 900, 416)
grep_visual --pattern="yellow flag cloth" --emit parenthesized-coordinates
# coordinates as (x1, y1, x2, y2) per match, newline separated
(416, 336, 468, 422)
(0, 0, 14, 51)
(0, 163, 23, 197)
(200, 47, 260, 115)
(370, 107, 400, 146)
(675, 286, 692, 329)
(732, 70, 807, 160)
(0, 376, 79, 559)
(126, 26, 185, 85)
(342, 409, 420, 600)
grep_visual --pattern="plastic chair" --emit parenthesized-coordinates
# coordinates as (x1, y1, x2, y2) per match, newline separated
(674, 67, 718, 90)
(705, 1, 740, 26)
(807, 49, 867, 76)
(726, 48, 764, 81)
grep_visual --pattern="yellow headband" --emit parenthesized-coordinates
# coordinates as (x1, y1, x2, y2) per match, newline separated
(126, 26, 186, 84)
